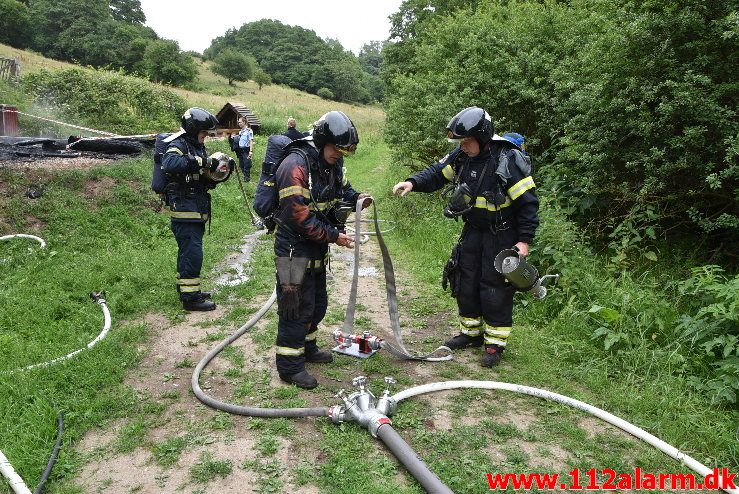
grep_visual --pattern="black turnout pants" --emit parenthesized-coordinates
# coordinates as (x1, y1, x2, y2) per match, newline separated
(275, 266, 328, 376)
(456, 225, 517, 341)
(171, 220, 205, 302)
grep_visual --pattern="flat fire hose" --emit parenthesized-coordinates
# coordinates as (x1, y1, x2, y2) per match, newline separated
(343, 198, 452, 361)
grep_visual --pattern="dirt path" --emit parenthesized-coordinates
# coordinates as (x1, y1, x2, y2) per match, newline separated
(70, 228, 616, 493)
(73, 231, 433, 493)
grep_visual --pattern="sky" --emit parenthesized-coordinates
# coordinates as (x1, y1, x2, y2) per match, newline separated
(138, 0, 405, 55)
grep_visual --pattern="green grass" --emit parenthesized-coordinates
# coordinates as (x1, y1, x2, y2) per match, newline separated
(1, 44, 737, 494)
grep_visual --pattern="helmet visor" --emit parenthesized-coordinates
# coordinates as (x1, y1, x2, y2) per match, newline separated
(335, 143, 357, 156)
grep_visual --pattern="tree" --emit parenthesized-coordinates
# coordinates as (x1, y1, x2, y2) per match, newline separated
(211, 48, 254, 85)
(253, 68, 271, 90)
(0, 0, 32, 48)
(358, 41, 384, 76)
(143, 39, 198, 87)
(109, 0, 145, 25)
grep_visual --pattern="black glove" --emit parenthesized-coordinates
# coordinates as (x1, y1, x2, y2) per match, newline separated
(278, 284, 300, 320)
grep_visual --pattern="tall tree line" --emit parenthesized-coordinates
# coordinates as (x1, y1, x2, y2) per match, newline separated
(0, 0, 198, 86)
(205, 19, 385, 104)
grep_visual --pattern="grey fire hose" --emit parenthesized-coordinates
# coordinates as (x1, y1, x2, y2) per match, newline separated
(376, 424, 453, 494)
(191, 288, 328, 417)
(346, 199, 452, 361)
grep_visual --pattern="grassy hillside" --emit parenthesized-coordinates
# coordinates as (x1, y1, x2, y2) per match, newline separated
(0, 43, 384, 139)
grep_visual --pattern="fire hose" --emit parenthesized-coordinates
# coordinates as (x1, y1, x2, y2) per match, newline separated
(0, 234, 46, 249)
(190, 196, 737, 493)
(4, 293, 112, 374)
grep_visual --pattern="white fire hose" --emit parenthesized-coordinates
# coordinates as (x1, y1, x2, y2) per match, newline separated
(391, 381, 738, 494)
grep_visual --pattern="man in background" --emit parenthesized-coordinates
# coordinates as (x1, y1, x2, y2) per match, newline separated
(283, 116, 306, 141)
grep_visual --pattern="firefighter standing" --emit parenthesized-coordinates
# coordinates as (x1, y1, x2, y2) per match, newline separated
(162, 107, 232, 311)
(273, 110, 370, 389)
(393, 107, 539, 366)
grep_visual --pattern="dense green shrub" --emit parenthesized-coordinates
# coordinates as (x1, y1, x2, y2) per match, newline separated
(383, 0, 738, 250)
(22, 68, 188, 135)
(142, 39, 198, 87)
(527, 199, 738, 406)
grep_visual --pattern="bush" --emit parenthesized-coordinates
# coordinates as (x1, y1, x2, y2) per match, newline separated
(316, 87, 334, 100)
(382, 0, 738, 250)
(22, 68, 188, 135)
(211, 48, 255, 85)
(143, 40, 198, 87)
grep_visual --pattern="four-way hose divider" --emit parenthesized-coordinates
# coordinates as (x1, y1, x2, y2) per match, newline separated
(191, 198, 737, 493)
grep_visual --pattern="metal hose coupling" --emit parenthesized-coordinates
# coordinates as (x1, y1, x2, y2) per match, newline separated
(328, 376, 398, 437)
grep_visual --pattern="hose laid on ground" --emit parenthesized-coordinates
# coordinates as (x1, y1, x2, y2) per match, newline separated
(376, 423, 453, 494)
(346, 199, 452, 361)
(6, 293, 111, 374)
(0, 404, 64, 494)
(391, 381, 738, 494)
(33, 406, 63, 494)
(0, 234, 46, 249)
(0, 450, 31, 494)
(191, 288, 329, 418)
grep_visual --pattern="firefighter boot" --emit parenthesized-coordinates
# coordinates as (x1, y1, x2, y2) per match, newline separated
(305, 349, 333, 363)
(481, 345, 504, 367)
(444, 333, 483, 350)
(279, 370, 318, 389)
(183, 298, 216, 311)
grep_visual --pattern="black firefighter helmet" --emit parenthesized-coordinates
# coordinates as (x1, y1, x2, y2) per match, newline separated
(312, 111, 359, 155)
(182, 107, 218, 139)
(446, 106, 493, 146)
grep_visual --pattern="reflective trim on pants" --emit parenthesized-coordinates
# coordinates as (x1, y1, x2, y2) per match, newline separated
(459, 316, 482, 336)
(484, 324, 511, 347)
(276, 346, 305, 356)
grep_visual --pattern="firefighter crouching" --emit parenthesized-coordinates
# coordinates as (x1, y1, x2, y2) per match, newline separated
(162, 107, 232, 311)
(393, 106, 539, 367)
(274, 110, 371, 389)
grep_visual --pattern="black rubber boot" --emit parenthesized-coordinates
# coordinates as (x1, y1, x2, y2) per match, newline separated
(200, 291, 212, 299)
(305, 349, 333, 363)
(481, 345, 504, 367)
(279, 370, 318, 389)
(443, 333, 483, 350)
(182, 298, 216, 311)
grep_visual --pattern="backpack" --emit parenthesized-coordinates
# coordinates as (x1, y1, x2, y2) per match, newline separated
(253, 135, 311, 228)
(151, 131, 187, 194)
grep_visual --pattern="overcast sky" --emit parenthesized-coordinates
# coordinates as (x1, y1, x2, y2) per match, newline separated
(138, 0, 404, 55)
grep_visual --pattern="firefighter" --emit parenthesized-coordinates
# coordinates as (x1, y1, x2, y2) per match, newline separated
(162, 107, 232, 311)
(393, 107, 539, 366)
(273, 110, 370, 389)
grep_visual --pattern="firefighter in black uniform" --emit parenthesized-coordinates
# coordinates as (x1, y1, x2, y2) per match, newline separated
(393, 107, 539, 366)
(273, 110, 370, 389)
(162, 107, 232, 311)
